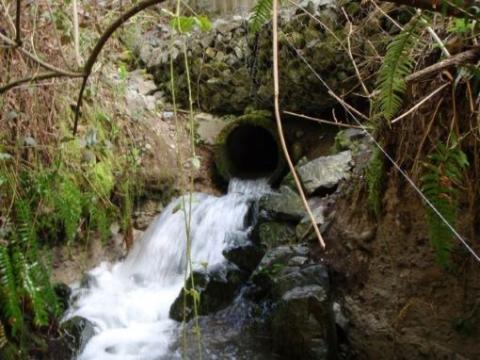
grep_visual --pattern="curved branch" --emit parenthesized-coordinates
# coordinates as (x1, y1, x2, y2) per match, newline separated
(0, 71, 83, 94)
(72, 0, 166, 134)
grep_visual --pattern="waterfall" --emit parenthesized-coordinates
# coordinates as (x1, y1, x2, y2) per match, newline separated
(64, 179, 270, 360)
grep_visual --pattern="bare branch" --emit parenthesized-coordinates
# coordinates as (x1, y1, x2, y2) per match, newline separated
(0, 71, 83, 94)
(73, 0, 167, 134)
(406, 46, 480, 83)
(283, 110, 363, 129)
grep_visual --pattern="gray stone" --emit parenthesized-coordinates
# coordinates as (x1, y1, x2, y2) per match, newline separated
(258, 186, 306, 223)
(297, 151, 353, 194)
(195, 112, 227, 145)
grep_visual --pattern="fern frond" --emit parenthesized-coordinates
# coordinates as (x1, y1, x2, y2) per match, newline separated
(421, 141, 469, 268)
(376, 19, 423, 121)
(0, 246, 22, 335)
(250, 0, 273, 33)
(0, 321, 7, 349)
(54, 177, 83, 244)
(366, 147, 384, 217)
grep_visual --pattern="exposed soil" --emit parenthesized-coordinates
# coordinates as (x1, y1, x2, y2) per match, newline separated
(323, 175, 480, 359)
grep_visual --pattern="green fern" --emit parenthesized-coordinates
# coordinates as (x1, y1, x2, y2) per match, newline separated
(0, 246, 22, 335)
(421, 140, 469, 268)
(366, 147, 384, 217)
(0, 321, 7, 349)
(55, 177, 83, 244)
(250, 0, 273, 33)
(376, 19, 423, 121)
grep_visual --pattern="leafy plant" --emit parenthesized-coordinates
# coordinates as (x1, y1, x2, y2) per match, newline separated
(421, 140, 469, 268)
(376, 19, 423, 121)
(366, 147, 385, 217)
(250, 0, 273, 33)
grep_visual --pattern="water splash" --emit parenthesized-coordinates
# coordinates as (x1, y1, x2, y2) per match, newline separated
(64, 178, 269, 360)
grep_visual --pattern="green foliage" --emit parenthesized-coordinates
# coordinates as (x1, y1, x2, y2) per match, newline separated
(56, 177, 83, 244)
(250, 0, 273, 33)
(366, 147, 384, 217)
(0, 246, 23, 335)
(421, 140, 469, 268)
(170, 15, 212, 33)
(375, 19, 423, 121)
(0, 321, 6, 349)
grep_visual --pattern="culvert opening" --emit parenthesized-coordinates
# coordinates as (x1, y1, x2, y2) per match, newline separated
(226, 125, 279, 179)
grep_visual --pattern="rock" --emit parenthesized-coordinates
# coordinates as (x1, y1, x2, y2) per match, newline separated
(195, 112, 227, 145)
(53, 283, 71, 313)
(258, 186, 306, 223)
(253, 221, 297, 248)
(250, 245, 335, 359)
(133, 199, 164, 230)
(296, 197, 328, 240)
(297, 151, 353, 195)
(59, 316, 96, 357)
(222, 231, 264, 272)
(334, 128, 368, 151)
(169, 262, 248, 321)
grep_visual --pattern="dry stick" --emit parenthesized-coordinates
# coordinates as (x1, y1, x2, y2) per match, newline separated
(371, 0, 403, 31)
(272, 0, 325, 249)
(283, 110, 362, 129)
(341, 8, 371, 98)
(406, 46, 480, 83)
(391, 83, 449, 124)
(73, 0, 167, 134)
(0, 71, 83, 94)
(45, 0, 71, 68)
(0, 32, 81, 77)
(72, 0, 82, 66)
(0, 0, 17, 33)
(15, 0, 21, 45)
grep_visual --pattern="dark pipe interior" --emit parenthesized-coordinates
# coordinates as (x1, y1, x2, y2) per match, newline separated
(226, 125, 279, 179)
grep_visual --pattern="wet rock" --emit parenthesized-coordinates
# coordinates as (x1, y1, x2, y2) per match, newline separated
(222, 231, 265, 272)
(133, 199, 164, 230)
(169, 262, 248, 321)
(53, 283, 71, 313)
(258, 186, 306, 223)
(253, 221, 297, 248)
(250, 245, 335, 359)
(59, 316, 95, 357)
(297, 151, 353, 195)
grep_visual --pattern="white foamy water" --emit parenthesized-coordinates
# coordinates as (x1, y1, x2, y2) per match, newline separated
(64, 179, 270, 360)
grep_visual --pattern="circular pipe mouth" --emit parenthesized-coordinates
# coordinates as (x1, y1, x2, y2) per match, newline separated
(215, 113, 285, 183)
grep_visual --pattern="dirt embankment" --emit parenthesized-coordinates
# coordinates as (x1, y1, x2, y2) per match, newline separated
(324, 176, 480, 359)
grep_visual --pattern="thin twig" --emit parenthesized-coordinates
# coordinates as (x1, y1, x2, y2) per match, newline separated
(341, 7, 371, 98)
(273, 0, 325, 249)
(391, 83, 449, 124)
(0, 71, 83, 94)
(73, 0, 167, 134)
(0, 32, 81, 77)
(283, 110, 363, 129)
(15, 0, 21, 45)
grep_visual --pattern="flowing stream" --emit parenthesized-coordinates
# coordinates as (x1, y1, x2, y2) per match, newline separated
(65, 179, 270, 360)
